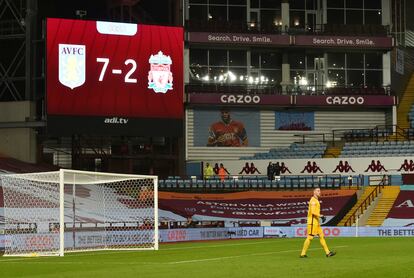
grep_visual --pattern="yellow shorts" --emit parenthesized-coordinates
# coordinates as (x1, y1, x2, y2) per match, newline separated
(307, 224, 323, 237)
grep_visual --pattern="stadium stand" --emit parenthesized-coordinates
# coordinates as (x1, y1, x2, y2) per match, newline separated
(241, 142, 327, 160)
(341, 141, 414, 157)
(4, 3, 414, 278)
(0, 155, 58, 174)
(409, 104, 414, 128)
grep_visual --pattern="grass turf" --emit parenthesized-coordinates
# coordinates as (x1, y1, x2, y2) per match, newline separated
(0, 237, 413, 278)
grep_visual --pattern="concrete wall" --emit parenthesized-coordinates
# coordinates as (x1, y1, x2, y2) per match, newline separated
(0, 101, 37, 163)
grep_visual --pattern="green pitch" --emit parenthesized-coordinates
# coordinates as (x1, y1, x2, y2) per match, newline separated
(0, 237, 413, 278)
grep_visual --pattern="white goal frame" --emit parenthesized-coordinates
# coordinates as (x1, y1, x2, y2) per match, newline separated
(1, 169, 158, 257)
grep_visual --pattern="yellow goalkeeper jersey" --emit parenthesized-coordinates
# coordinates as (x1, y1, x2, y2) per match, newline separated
(307, 196, 320, 225)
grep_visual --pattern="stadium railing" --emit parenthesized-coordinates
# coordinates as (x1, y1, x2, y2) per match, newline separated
(186, 19, 283, 34)
(186, 20, 389, 37)
(160, 220, 274, 229)
(161, 220, 225, 229)
(185, 84, 392, 97)
(158, 174, 362, 192)
(332, 125, 407, 144)
(342, 184, 384, 226)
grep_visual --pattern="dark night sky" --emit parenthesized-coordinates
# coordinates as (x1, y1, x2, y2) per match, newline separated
(38, 0, 173, 25)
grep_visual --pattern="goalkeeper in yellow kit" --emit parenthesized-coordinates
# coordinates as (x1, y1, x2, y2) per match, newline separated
(300, 187, 336, 258)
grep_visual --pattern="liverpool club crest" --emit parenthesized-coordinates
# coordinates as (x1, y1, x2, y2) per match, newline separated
(148, 51, 173, 93)
(58, 44, 86, 90)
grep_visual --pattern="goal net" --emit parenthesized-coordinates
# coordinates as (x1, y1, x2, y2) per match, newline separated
(0, 169, 158, 256)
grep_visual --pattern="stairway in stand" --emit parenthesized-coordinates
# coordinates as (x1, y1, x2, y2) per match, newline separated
(323, 146, 342, 158)
(397, 74, 414, 130)
(365, 186, 400, 226)
(337, 186, 377, 226)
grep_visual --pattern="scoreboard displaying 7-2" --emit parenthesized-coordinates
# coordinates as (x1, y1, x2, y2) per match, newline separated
(46, 18, 183, 136)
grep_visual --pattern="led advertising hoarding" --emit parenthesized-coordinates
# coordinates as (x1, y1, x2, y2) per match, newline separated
(47, 18, 183, 135)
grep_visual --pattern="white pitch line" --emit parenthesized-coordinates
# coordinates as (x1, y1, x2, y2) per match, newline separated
(56, 240, 290, 258)
(0, 245, 348, 266)
(162, 240, 279, 251)
(0, 241, 278, 261)
(0, 240, 285, 262)
(0, 260, 161, 266)
(168, 245, 349, 265)
(0, 258, 36, 263)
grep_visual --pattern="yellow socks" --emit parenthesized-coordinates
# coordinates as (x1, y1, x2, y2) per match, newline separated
(301, 237, 312, 256)
(319, 237, 330, 254)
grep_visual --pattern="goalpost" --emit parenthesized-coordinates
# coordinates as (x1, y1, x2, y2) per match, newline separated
(0, 169, 158, 256)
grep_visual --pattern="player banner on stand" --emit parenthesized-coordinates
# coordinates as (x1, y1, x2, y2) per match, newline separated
(193, 109, 260, 147)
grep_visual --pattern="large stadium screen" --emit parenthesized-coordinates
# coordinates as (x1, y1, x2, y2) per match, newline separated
(46, 18, 183, 136)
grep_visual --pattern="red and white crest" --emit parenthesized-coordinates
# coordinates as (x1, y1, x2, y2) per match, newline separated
(148, 51, 173, 94)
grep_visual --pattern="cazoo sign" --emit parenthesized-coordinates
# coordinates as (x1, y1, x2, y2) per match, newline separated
(295, 95, 395, 106)
(188, 93, 291, 106)
(220, 94, 261, 104)
(326, 96, 364, 105)
(188, 93, 395, 107)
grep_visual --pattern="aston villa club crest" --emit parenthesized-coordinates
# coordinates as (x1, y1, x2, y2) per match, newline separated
(58, 44, 86, 90)
(148, 51, 173, 93)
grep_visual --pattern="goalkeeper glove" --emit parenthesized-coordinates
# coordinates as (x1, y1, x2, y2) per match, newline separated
(321, 215, 326, 222)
